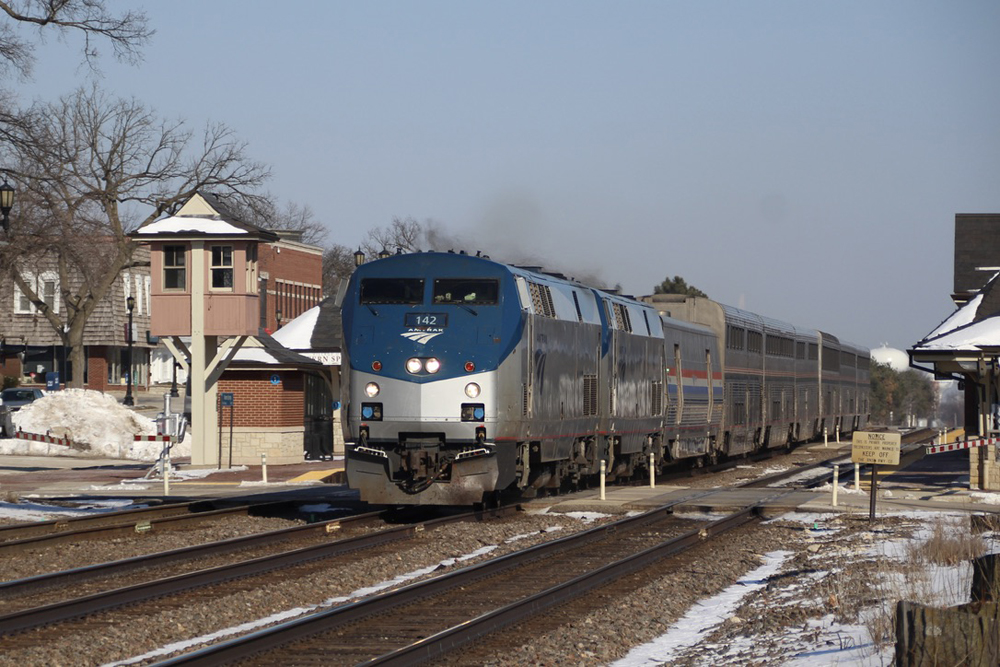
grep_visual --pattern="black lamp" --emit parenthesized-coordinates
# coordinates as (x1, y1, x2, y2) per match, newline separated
(276, 308, 283, 329)
(0, 181, 14, 232)
(354, 247, 365, 266)
(378, 247, 391, 260)
(123, 295, 135, 406)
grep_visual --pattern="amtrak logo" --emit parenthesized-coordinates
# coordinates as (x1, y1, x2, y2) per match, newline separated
(401, 330, 443, 345)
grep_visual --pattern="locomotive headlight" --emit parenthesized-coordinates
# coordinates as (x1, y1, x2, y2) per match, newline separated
(405, 358, 423, 374)
(425, 357, 441, 374)
(465, 382, 481, 398)
(364, 382, 380, 397)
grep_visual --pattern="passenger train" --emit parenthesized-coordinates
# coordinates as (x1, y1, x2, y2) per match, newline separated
(341, 251, 870, 506)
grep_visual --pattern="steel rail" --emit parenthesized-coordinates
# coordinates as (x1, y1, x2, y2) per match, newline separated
(0, 501, 297, 554)
(0, 506, 515, 636)
(150, 492, 768, 666)
(0, 511, 383, 598)
(368, 507, 760, 666)
(0, 499, 220, 542)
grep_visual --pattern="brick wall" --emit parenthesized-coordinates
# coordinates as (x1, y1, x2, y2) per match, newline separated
(87, 347, 109, 391)
(218, 371, 304, 428)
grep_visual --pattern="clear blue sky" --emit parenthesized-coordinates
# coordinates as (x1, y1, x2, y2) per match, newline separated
(18, 1, 1000, 353)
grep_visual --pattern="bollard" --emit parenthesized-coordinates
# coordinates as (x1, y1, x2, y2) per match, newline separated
(600, 460, 606, 500)
(835, 425, 840, 444)
(262, 453, 268, 484)
(832, 464, 839, 507)
(854, 462, 860, 490)
(824, 427, 828, 447)
(649, 452, 655, 489)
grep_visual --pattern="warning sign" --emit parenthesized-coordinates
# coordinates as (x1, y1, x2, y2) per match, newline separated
(851, 431, 901, 466)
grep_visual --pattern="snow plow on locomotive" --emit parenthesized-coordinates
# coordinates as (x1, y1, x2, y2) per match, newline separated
(341, 251, 869, 506)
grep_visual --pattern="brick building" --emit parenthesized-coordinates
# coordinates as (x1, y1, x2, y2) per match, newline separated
(135, 191, 333, 465)
(0, 243, 153, 392)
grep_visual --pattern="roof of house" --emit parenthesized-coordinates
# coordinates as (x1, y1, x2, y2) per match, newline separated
(229, 297, 342, 368)
(912, 272, 1000, 353)
(134, 192, 278, 241)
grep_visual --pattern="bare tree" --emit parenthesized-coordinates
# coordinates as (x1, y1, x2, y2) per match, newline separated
(323, 243, 356, 298)
(1, 84, 269, 387)
(0, 0, 152, 79)
(362, 216, 424, 257)
(222, 195, 328, 247)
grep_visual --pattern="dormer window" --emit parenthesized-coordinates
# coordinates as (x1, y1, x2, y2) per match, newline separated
(164, 245, 186, 290)
(211, 245, 234, 289)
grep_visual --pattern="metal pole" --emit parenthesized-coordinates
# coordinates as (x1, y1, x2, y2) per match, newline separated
(600, 460, 606, 500)
(649, 452, 655, 488)
(217, 393, 222, 470)
(123, 302, 134, 406)
(823, 427, 828, 447)
(262, 452, 268, 484)
(228, 403, 234, 469)
(854, 462, 860, 490)
(869, 465, 878, 523)
(163, 448, 170, 496)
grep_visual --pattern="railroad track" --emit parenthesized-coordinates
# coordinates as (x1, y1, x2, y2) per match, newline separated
(151, 491, 789, 666)
(741, 426, 938, 490)
(0, 498, 311, 555)
(0, 506, 514, 640)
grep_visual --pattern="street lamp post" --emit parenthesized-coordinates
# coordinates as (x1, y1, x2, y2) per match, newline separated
(354, 248, 365, 267)
(0, 180, 15, 232)
(123, 295, 135, 406)
(170, 360, 179, 398)
(275, 309, 282, 330)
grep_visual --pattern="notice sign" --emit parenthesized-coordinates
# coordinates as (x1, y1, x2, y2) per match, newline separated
(851, 431, 901, 466)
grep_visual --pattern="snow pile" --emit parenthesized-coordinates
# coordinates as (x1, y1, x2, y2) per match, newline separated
(2, 389, 191, 461)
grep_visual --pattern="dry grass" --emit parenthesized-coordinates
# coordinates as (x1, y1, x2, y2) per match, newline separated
(860, 516, 987, 652)
(908, 520, 988, 566)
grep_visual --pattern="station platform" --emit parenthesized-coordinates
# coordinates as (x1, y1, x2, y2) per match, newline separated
(545, 445, 1000, 517)
(0, 454, 346, 501)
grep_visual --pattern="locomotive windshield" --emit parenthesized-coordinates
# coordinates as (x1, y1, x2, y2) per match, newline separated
(360, 278, 424, 304)
(432, 278, 499, 305)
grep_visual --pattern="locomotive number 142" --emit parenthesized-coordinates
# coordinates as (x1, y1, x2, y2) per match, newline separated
(405, 313, 448, 328)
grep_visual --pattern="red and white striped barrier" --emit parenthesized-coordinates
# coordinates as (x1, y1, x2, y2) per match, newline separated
(134, 435, 173, 443)
(926, 437, 999, 455)
(13, 429, 75, 447)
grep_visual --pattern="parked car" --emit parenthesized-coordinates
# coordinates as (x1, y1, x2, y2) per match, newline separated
(0, 388, 44, 437)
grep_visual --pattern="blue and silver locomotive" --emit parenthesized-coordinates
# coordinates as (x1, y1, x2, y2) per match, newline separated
(341, 251, 869, 506)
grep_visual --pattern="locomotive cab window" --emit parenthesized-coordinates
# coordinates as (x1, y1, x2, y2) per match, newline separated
(360, 278, 425, 304)
(432, 278, 499, 304)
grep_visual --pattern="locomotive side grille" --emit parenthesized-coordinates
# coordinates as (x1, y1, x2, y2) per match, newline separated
(583, 374, 598, 416)
(651, 380, 663, 416)
(528, 281, 556, 318)
(522, 383, 529, 416)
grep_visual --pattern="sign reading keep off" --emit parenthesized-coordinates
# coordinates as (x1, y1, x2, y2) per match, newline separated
(851, 431, 901, 466)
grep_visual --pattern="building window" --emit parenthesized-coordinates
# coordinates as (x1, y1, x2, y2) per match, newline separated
(13, 272, 59, 314)
(163, 245, 186, 290)
(211, 245, 234, 289)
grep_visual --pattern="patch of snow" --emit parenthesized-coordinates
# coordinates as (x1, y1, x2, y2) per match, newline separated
(611, 550, 793, 666)
(2, 389, 191, 460)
